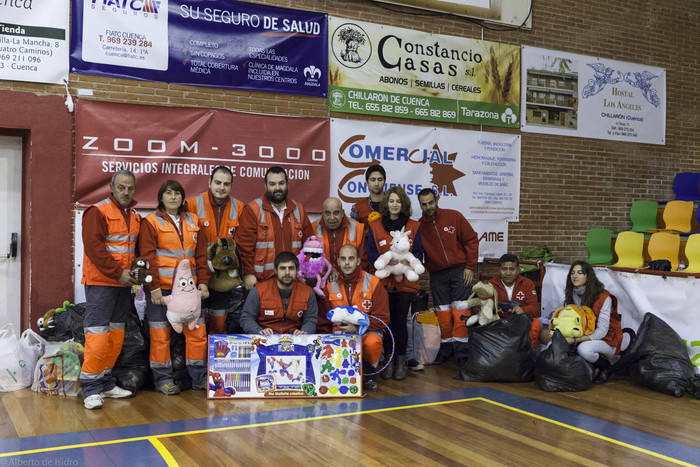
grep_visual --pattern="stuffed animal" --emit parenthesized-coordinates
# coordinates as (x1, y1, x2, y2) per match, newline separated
(37, 300, 71, 333)
(207, 238, 242, 292)
(133, 285, 147, 321)
(549, 304, 596, 338)
(297, 236, 332, 297)
(162, 259, 202, 333)
(373, 228, 425, 282)
(326, 306, 370, 335)
(367, 211, 381, 223)
(131, 257, 153, 285)
(463, 281, 499, 326)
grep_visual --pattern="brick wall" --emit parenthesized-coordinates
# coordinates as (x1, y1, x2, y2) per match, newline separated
(1, 0, 697, 265)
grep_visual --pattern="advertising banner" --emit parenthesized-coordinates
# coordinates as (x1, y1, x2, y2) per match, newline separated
(70, 0, 327, 97)
(328, 17, 520, 127)
(471, 219, 508, 261)
(75, 100, 330, 210)
(0, 0, 69, 84)
(542, 264, 700, 374)
(330, 118, 520, 221)
(521, 46, 666, 144)
(208, 334, 363, 398)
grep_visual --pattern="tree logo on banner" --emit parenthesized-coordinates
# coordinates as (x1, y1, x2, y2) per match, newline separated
(331, 23, 372, 69)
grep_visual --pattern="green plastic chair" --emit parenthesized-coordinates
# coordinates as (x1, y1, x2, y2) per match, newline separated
(629, 200, 658, 232)
(586, 228, 613, 265)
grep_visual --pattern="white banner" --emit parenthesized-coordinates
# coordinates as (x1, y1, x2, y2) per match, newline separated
(471, 219, 508, 261)
(0, 0, 69, 84)
(521, 46, 666, 145)
(542, 263, 700, 374)
(330, 118, 520, 221)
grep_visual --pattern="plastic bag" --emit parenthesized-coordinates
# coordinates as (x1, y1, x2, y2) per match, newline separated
(458, 314, 534, 382)
(112, 310, 149, 392)
(612, 313, 695, 397)
(535, 330, 593, 392)
(31, 340, 84, 397)
(0, 325, 47, 391)
(407, 310, 441, 365)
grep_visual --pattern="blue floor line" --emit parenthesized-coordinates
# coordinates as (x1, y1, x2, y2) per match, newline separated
(0, 387, 698, 465)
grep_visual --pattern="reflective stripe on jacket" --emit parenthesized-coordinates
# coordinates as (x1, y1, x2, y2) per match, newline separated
(82, 198, 140, 286)
(256, 278, 311, 334)
(186, 192, 243, 247)
(145, 211, 199, 290)
(248, 198, 305, 281)
(327, 271, 379, 315)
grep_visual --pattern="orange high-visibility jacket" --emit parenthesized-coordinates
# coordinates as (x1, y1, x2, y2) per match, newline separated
(186, 192, 243, 247)
(144, 211, 199, 291)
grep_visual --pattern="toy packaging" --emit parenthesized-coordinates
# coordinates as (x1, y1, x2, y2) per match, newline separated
(207, 334, 363, 399)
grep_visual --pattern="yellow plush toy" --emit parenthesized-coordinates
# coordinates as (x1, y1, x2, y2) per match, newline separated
(549, 304, 596, 338)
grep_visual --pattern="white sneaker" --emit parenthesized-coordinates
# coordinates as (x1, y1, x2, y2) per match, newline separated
(100, 386, 133, 399)
(84, 394, 103, 410)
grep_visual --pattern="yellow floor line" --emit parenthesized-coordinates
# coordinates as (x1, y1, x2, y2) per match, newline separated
(0, 396, 693, 466)
(149, 437, 179, 467)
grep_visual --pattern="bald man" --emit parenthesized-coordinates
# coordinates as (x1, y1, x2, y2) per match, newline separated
(311, 197, 368, 275)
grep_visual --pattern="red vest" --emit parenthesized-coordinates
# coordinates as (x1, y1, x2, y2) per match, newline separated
(256, 278, 312, 334)
(593, 291, 623, 352)
(82, 198, 140, 287)
(369, 218, 421, 293)
(312, 217, 364, 266)
(353, 198, 374, 226)
(326, 271, 380, 315)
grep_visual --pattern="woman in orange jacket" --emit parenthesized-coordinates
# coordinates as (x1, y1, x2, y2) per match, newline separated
(139, 180, 211, 395)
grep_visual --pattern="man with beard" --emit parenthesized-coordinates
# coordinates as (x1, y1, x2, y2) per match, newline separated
(236, 166, 314, 290)
(350, 164, 386, 228)
(240, 251, 317, 335)
(323, 244, 388, 390)
(312, 197, 368, 276)
(186, 166, 245, 334)
(417, 188, 478, 365)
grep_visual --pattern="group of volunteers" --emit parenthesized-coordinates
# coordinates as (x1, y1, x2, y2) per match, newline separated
(79, 163, 622, 409)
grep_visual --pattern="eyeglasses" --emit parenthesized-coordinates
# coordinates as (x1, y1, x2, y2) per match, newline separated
(570, 270, 586, 276)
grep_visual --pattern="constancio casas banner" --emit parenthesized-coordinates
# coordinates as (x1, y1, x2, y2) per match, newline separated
(75, 100, 330, 210)
(328, 16, 520, 127)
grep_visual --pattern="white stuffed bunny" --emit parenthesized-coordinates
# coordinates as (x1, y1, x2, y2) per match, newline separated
(373, 227, 425, 282)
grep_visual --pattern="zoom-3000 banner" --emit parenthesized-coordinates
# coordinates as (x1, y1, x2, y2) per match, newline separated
(70, 0, 327, 97)
(328, 17, 520, 127)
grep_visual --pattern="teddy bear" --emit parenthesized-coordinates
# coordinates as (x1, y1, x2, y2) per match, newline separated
(326, 305, 370, 335)
(162, 259, 202, 333)
(131, 257, 152, 285)
(549, 304, 596, 338)
(297, 236, 332, 297)
(373, 228, 425, 282)
(37, 300, 71, 333)
(206, 238, 242, 292)
(463, 281, 500, 326)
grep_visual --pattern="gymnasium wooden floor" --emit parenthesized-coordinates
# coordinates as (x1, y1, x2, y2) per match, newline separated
(1, 362, 698, 466)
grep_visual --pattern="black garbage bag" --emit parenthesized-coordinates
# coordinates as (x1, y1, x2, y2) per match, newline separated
(42, 303, 86, 343)
(458, 314, 534, 382)
(112, 309, 149, 392)
(535, 330, 594, 392)
(612, 313, 695, 397)
(226, 286, 248, 334)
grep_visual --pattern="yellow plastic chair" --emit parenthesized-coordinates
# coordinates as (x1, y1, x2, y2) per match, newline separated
(648, 231, 681, 271)
(611, 231, 645, 268)
(662, 200, 694, 233)
(684, 234, 700, 273)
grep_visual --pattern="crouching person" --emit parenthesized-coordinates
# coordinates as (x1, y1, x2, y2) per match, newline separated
(325, 244, 389, 390)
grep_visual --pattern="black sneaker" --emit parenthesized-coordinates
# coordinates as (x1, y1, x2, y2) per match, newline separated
(363, 375, 378, 390)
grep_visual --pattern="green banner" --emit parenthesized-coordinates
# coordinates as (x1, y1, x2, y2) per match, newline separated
(329, 86, 519, 127)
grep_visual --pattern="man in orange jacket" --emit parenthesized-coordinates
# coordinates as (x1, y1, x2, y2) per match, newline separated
(312, 197, 368, 276)
(80, 171, 140, 410)
(239, 251, 318, 335)
(324, 244, 389, 390)
(236, 166, 314, 290)
(186, 166, 245, 334)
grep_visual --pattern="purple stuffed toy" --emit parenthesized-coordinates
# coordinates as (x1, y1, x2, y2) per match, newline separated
(297, 236, 332, 297)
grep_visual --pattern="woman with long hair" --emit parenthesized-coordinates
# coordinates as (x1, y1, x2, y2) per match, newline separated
(366, 186, 424, 381)
(139, 180, 210, 394)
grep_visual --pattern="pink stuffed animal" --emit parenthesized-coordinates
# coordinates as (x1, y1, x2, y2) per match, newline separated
(374, 228, 425, 282)
(162, 259, 202, 333)
(297, 236, 332, 297)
